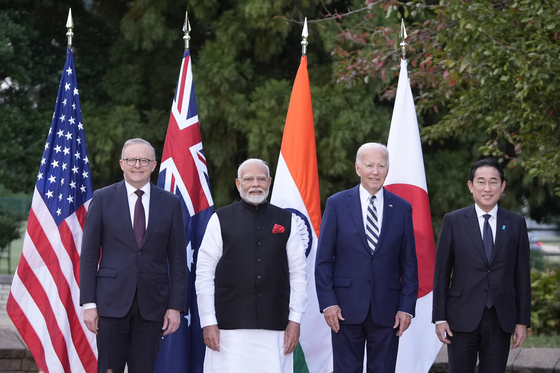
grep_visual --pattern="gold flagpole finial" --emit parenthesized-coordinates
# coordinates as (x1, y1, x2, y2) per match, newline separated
(399, 18, 408, 60)
(183, 11, 191, 50)
(301, 17, 309, 56)
(66, 8, 74, 47)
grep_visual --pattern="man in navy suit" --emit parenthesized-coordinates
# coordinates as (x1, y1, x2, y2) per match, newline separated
(315, 143, 418, 373)
(432, 158, 531, 373)
(80, 138, 187, 373)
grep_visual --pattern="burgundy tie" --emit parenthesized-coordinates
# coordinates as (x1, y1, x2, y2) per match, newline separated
(134, 190, 145, 247)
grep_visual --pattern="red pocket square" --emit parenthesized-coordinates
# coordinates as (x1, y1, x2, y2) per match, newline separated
(272, 224, 285, 233)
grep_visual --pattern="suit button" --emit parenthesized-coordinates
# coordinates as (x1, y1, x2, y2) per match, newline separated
(371, 257, 375, 261)
(257, 226, 260, 230)
(257, 258, 261, 263)
(257, 276, 261, 280)
(133, 271, 137, 275)
(137, 252, 141, 256)
(488, 270, 491, 273)
(258, 294, 261, 297)
(257, 242, 261, 246)
(367, 280, 371, 284)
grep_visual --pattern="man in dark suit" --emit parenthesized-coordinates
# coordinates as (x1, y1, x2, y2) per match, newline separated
(315, 142, 418, 373)
(80, 138, 187, 373)
(432, 158, 531, 373)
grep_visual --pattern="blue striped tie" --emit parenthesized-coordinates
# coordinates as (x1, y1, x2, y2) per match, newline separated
(366, 196, 379, 254)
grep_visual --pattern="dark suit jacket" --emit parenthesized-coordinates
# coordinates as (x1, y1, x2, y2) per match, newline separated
(315, 186, 418, 326)
(80, 181, 187, 322)
(432, 205, 531, 333)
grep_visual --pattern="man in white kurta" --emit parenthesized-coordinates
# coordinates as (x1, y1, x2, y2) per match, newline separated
(196, 159, 307, 373)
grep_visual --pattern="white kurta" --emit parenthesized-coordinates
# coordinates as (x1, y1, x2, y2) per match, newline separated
(196, 212, 307, 373)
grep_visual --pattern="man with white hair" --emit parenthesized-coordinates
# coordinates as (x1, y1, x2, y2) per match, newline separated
(196, 158, 307, 372)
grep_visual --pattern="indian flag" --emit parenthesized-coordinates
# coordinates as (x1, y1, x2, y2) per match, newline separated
(271, 55, 333, 373)
(386, 58, 442, 373)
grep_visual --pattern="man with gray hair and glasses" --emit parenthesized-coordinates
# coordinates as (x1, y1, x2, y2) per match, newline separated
(80, 138, 187, 373)
(196, 158, 307, 373)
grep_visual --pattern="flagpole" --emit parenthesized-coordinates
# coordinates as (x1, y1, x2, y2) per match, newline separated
(183, 11, 191, 51)
(66, 8, 74, 48)
(400, 18, 407, 60)
(301, 17, 308, 56)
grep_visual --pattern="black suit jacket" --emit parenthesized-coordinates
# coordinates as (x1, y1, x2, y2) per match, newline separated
(432, 205, 531, 333)
(80, 181, 187, 322)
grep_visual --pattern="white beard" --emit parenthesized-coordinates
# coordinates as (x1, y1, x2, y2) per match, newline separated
(240, 187, 269, 205)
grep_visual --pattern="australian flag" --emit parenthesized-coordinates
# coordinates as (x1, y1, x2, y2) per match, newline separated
(154, 49, 214, 373)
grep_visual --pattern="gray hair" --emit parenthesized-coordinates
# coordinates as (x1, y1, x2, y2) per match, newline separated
(121, 138, 156, 161)
(356, 143, 389, 165)
(237, 158, 270, 179)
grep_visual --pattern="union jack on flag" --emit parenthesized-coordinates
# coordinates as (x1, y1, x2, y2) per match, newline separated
(154, 49, 214, 373)
(7, 47, 97, 372)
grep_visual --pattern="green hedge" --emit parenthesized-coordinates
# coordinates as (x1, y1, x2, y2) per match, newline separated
(530, 261, 560, 335)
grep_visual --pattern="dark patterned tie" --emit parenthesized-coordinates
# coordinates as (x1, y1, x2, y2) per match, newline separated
(134, 190, 145, 247)
(366, 196, 379, 254)
(483, 214, 494, 308)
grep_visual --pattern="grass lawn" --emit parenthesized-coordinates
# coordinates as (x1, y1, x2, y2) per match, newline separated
(524, 334, 560, 348)
(0, 223, 24, 275)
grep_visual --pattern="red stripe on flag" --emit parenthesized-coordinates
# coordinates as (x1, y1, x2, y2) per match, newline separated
(59, 220, 81, 286)
(75, 204, 87, 231)
(385, 183, 435, 297)
(27, 210, 97, 371)
(6, 291, 49, 372)
(15, 254, 71, 372)
(176, 55, 190, 114)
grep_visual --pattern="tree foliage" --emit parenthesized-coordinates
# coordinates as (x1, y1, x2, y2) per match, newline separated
(0, 0, 398, 210)
(330, 0, 560, 221)
(1, 0, 558, 231)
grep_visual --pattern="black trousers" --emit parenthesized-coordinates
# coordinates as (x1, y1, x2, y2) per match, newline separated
(96, 294, 164, 373)
(332, 306, 399, 373)
(447, 307, 512, 373)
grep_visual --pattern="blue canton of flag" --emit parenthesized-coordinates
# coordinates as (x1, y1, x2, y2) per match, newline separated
(154, 49, 214, 373)
(37, 48, 93, 222)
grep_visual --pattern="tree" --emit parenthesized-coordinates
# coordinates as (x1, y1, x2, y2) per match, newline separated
(330, 0, 560, 222)
(1, 0, 394, 210)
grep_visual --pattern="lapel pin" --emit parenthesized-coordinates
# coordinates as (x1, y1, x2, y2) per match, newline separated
(502, 225, 506, 230)
(389, 204, 393, 207)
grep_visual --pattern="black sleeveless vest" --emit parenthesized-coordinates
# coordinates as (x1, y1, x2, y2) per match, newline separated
(215, 200, 292, 330)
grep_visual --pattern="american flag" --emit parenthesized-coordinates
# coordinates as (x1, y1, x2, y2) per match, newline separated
(154, 49, 214, 373)
(6, 47, 97, 373)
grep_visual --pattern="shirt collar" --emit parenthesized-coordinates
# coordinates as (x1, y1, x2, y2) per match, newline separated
(474, 203, 498, 219)
(359, 184, 384, 206)
(124, 181, 151, 198)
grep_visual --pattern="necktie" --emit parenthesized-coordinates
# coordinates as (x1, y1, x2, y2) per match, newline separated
(483, 214, 494, 308)
(134, 190, 145, 247)
(366, 195, 379, 254)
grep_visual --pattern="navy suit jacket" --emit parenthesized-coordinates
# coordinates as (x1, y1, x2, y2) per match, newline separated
(315, 185, 418, 326)
(432, 205, 531, 333)
(80, 181, 187, 322)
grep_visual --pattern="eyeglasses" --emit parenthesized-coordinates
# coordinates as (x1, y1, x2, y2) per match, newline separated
(123, 157, 153, 167)
(240, 176, 269, 184)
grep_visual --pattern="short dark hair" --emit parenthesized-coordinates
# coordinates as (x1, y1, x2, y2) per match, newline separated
(469, 158, 505, 182)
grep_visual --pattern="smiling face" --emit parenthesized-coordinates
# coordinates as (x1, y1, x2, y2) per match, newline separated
(355, 147, 389, 195)
(235, 161, 271, 205)
(468, 165, 506, 213)
(119, 142, 157, 189)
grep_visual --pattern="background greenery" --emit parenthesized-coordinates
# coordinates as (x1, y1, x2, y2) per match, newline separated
(1, 0, 559, 335)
